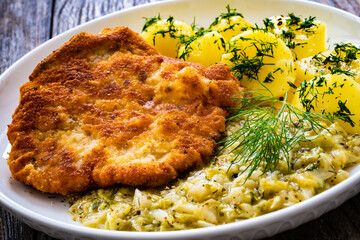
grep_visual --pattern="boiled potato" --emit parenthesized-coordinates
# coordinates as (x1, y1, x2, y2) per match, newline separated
(221, 30, 296, 98)
(291, 74, 360, 134)
(296, 43, 360, 85)
(264, 13, 327, 60)
(208, 5, 253, 41)
(141, 16, 194, 58)
(177, 31, 227, 67)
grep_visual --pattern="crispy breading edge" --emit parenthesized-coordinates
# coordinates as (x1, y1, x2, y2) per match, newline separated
(30, 26, 160, 82)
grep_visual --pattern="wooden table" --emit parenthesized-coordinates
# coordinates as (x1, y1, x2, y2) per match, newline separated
(1, 0, 360, 239)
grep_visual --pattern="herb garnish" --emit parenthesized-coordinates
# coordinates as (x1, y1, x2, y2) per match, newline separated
(333, 100, 355, 127)
(177, 29, 208, 60)
(227, 37, 277, 80)
(142, 15, 180, 46)
(296, 76, 355, 126)
(209, 4, 244, 28)
(217, 91, 337, 179)
(264, 13, 319, 54)
(311, 43, 360, 77)
(297, 16, 316, 31)
(286, 13, 301, 26)
(142, 15, 161, 32)
(263, 18, 275, 30)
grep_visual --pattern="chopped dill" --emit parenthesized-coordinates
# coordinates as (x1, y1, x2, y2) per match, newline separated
(286, 13, 301, 26)
(311, 43, 360, 77)
(330, 65, 356, 76)
(227, 37, 277, 80)
(142, 14, 161, 32)
(280, 29, 306, 51)
(297, 76, 325, 112)
(263, 13, 318, 53)
(264, 72, 274, 83)
(287, 81, 298, 89)
(177, 29, 208, 60)
(142, 15, 180, 46)
(280, 29, 295, 40)
(297, 16, 317, 31)
(209, 4, 244, 28)
(263, 18, 275, 30)
(333, 43, 360, 63)
(333, 100, 355, 127)
(296, 76, 355, 126)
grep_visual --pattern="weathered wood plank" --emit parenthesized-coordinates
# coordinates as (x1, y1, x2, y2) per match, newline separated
(0, 0, 54, 239)
(0, 0, 53, 73)
(314, 0, 360, 16)
(1, 0, 360, 240)
(332, 0, 360, 16)
(52, 0, 163, 37)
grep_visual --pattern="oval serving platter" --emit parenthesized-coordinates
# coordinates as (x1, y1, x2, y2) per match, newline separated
(1, 0, 360, 239)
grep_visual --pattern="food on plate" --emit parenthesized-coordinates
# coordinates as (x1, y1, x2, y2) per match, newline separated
(221, 30, 296, 98)
(67, 6, 360, 231)
(290, 44, 360, 132)
(177, 31, 227, 67)
(6, 3, 360, 232)
(7, 26, 243, 195)
(141, 16, 194, 58)
(264, 13, 327, 60)
(208, 5, 253, 41)
(70, 118, 360, 231)
(291, 74, 360, 133)
(295, 43, 360, 85)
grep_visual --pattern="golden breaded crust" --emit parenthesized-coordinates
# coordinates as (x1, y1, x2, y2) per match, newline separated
(7, 26, 243, 195)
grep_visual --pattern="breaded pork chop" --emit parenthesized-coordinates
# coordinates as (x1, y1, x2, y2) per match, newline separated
(7, 27, 243, 195)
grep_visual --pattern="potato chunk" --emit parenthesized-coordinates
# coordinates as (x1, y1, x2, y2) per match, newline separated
(264, 13, 327, 60)
(141, 16, 194, 58)
(296, 43, 360, 85)
(221, 30, 296, 98)
(177, 31, 227, 67)
(291, 74, 360, 134)
(208, 5, 253, 41)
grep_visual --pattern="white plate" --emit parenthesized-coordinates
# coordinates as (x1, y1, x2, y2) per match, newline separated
(1, 0, 360, 239)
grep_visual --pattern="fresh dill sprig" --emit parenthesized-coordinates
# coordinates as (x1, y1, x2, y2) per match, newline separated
(209, 4, 244, 28)
(286, 13, 301, 26)
(263, 18, 275, 30)
(297, 16, 316, 31)
(142, 15, 161, 32)
(217, 91, 337, 179)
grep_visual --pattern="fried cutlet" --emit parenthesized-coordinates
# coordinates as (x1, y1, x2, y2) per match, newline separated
(7, 26, 243, 195)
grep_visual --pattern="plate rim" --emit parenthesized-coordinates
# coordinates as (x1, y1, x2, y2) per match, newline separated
(1, 0, 360, 239)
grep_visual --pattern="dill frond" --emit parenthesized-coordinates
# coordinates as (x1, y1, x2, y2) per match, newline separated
(209, 4, 244, 28)
(297, 16, 316, 32)
(177, 29, 208, 60)
(227, 37, 277, 81)
(311, 43, 360, 77)
(142, 15, 161, 32)
(217, 91, 337, 179)
(296, 76, 355, 126)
